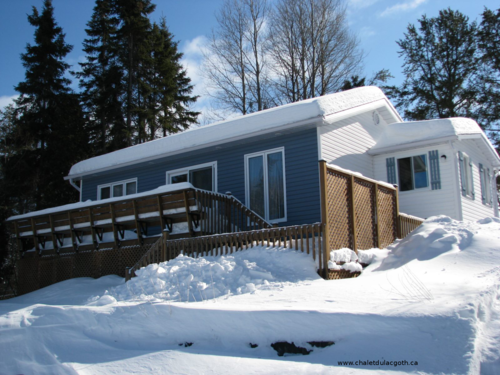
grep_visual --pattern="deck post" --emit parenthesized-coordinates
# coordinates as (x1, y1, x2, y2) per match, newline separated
(374, 183, 381, 249)
(349, 175, 358, 254)
(183, 190, 194, 237)
(319, 160, 330, 278)
(394, 185, 401, 239)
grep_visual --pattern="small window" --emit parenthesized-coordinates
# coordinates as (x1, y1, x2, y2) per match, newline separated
(397, 155, 428, 192)
(167, 162, 217, 191)
(245, 148, 286, 222)
(98, 178, 138, 200)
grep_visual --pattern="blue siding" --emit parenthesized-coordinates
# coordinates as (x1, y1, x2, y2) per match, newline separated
(81, 128, 321, 226)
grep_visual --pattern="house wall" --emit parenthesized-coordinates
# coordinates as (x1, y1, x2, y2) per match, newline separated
(80, 128, 321, 226)
(319, 108, 388, 179)
(373, 143, 460, 220)
(454, 139, 497, 221)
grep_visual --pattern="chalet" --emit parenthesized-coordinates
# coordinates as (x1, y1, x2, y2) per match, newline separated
(64, 86, 500, 223)
(6, 86, 500, 295)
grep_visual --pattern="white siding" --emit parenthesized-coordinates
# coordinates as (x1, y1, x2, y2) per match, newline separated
(319, 109, 387, 178)
(373, 144, 459, 219)
(455, 139, 497, 221)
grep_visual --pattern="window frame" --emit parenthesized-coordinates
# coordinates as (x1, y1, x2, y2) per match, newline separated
(396, 154, 430, 193)
(479, 164, 492, 206)
(244, 147, 287, 223)
(97, 178, 138, 200)
(166, 161, 218, 192)
(461, 153, 475, 199)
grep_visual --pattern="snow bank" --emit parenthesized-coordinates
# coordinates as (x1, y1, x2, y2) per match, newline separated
(109, 246, 319, 302)
(2, 215, 500, 375)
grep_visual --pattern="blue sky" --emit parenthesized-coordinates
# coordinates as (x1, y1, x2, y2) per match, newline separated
(0, 0, 498, 115)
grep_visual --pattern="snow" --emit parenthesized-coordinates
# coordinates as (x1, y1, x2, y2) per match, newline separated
(8, 182, 195, 222)
(369, 117, 497, 155)
(68, 87, 387, 177)
(1, 215, 500, 374)
(326, 164, 396, 189)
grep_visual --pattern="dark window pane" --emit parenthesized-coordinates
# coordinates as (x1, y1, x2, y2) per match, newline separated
(413, 155, 428, 189)
(113, 184, 123, 197)
(190, 167, 213, 191)
(267, 152, 284, 220)
(100, 187, 110, 199)
(126, 181, 137, 195)
(171, 174, 188, 184)
(248, 156, 265, 218)
(397, 157, 413, 191)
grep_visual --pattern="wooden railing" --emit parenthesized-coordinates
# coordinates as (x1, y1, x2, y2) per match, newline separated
(9, 186, 271, 256)
(126, 223, 326, 280)
(397, 213, 424, 238)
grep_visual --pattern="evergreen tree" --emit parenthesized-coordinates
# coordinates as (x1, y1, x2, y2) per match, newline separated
(478, 7, 500, 139)
(386, 9, 485, 127)
(9, 0, 88, 210)
(144, 19, 199, 140)
(77, 0, 126, 154)
(115, 0, 156, 145)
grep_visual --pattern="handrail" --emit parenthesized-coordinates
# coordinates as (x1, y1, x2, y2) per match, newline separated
(126, 223, 325, 280)
(398, 212, 424, 238)
(10, 185, 272, 255)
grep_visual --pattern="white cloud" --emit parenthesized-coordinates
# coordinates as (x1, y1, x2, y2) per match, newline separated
(380, 0, 427, 17)
(0, 95, 18, 111)
(348, 0, 379, 10)
(359, 27, 376, 38)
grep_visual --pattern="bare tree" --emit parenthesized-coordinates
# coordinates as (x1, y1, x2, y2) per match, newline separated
(269, 0, 364, 103)
(203, 0, 271, 115)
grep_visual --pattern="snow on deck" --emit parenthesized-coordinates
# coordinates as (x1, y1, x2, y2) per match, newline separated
(7, 182, 195, 221)
(68, 87, 387, 177)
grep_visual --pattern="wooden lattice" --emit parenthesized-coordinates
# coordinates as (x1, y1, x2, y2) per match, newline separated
(353, 178, 377, 250)
(327, 270, 361, 280)
(325, 169, 352, 250)
(377, 186, 397, 248)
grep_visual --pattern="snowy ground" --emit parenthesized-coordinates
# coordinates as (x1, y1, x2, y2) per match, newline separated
(1, 215, 500, 374)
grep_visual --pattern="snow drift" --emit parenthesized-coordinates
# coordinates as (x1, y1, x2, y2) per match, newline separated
(1, 215, 500, 375)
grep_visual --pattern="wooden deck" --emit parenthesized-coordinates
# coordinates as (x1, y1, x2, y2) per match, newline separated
(9, 186, 271, 256)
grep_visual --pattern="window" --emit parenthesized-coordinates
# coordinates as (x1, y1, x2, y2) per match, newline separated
(245, 148, 286, 222)
(166, 162, 217, 191)
(458, 152, 474, 199)
(98, 179, 137, 200)
(397, 155, 428, 191)
(479, 164, 491, 205)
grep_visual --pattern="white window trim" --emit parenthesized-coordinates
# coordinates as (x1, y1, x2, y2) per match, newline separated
(462, 153, 474, 199)
(396, 154, 430, 193)
(97, 178, 138, 200)
(244, 147, 287, 223)
(480, 165, 492, 206)
(166, 161, 218, 192)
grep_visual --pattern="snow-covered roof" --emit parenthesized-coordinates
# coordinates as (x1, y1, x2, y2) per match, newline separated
(67, 87, 390, 178)
(369, 118, 500, 164)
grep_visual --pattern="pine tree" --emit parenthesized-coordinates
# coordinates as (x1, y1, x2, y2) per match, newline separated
(77, 0, 127, 154)
(386, 9, 484, 127)
(477, 7, 500, 139)
(10, 0, 88, 210)
(115, 0, 156, 145)
(145, 19, 199, 139)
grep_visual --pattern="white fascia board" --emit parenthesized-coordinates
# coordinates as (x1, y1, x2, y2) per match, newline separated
(457, 133, 500, 167)
(367, 136, 458, 156)
(321, 98, 392, 126)
(65, 115, 325, 180)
